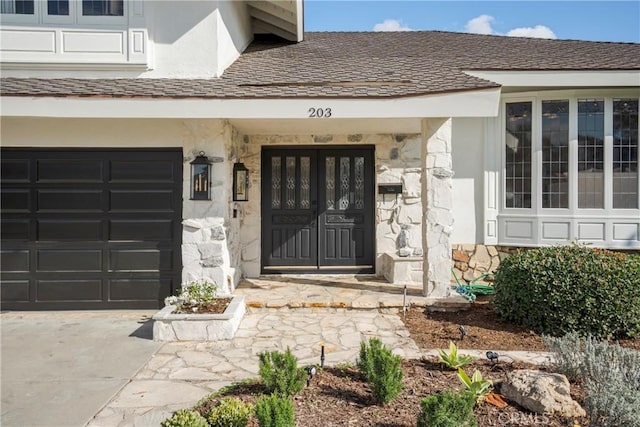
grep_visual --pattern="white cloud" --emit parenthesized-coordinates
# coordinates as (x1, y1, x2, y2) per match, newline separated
(506, 25, 557, 39)
(464, 15, 557, 39)
(373, 19, 413, 32)
(464, 14, 495, 35)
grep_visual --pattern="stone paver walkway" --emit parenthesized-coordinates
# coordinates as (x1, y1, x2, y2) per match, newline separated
(88, 308, 421, 427)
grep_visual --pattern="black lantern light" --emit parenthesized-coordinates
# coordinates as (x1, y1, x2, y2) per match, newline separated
(190, 152, 213, 200)
(233, 162, 249, 202)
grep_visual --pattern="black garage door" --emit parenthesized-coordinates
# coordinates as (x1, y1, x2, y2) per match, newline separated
(0, 149, 182, 310)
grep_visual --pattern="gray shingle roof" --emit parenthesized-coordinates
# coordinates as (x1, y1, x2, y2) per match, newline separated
(1, 31, 639, 99)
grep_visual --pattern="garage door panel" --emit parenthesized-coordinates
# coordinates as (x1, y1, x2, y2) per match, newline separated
(109, 249, 173, 271)
(0, 280, 30, 302)
(38, 220, 103, 241)
(1, 148, 182, 310)
(110, 160, 175, 182)
(37, 279, 102, 302)
(110, 220, 173, 241)
(38, 190, 103, 212)
(37, 249, 102, 272)
(110, 190, 174, 211)
(1, 190, 30, 212)
(109, 278, 171, 301)
(1, 159, 30, 182)
(1, 220, 30, 240)
(0, 250, 30, 272)
(37, 159, 103, 182)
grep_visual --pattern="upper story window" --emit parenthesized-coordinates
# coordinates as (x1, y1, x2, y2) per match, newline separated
(504, 95, 639, 212)
(1, 0, 34, 14)
(82, 0, 122, 16)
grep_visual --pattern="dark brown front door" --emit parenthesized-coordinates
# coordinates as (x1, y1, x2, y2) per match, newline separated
(0, 149, 183, 310)
(261, 147, 374, 273)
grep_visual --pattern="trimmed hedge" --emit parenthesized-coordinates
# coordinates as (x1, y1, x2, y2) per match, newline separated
(493, 245, 640, 339)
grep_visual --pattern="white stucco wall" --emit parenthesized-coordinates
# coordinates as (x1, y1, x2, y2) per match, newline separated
(451, 118, 485, 245)
(0, 0, 253, 78)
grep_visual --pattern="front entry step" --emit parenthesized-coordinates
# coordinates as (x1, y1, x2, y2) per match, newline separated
(234, 276, 470, 312)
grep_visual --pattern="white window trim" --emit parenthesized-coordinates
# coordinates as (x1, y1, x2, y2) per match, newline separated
(1, 0, 127, 25)
(42, 0, 75, 25)
(494, 88, 640, 248)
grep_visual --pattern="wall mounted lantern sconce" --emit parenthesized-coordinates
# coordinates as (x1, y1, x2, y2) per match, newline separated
(233, 162, 249, 202)
(190, 152, 223, 200)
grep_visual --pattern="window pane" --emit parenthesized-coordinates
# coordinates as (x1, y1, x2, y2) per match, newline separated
(354, 156, 365, 209)
(82, 0, 123, 16)
(505, 102, 532, 208)
(271, 157, 281, 209)
(542, 100, 569, 208)
(47, 0, 68, 15)
(299, 157, 310, 209)
(285, 157, 296, 209)
(1, 0, 34, 14)
(578, 99, 605, 209)
(613, 99, 639, 209)
(339, 157, 350, 210)
(326, 157, 335, 210)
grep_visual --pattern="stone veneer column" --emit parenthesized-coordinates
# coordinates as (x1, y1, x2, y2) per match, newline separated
(421, 118, 454, 298)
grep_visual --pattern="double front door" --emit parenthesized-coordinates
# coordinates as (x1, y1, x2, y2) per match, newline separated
(261, 147, 374, 273)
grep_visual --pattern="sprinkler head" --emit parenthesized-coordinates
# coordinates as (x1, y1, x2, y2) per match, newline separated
(458, 325, 467, 340)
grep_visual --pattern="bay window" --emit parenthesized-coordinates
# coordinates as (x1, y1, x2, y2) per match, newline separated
(500, 93, 639, 247)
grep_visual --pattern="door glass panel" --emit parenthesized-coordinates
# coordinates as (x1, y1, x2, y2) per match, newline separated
(326, 157, 335, 210)
(300, 157, 310, 209)
(339, 157, 350, 210)
(613, 99, 638, 209)
(354, 156, 365, 209)
(271, 157, 281, 209)
(578, 99, 605, 209)
(285, 157, 296, 209)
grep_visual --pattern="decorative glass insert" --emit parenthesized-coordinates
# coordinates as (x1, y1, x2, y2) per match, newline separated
(354, 156, 365, 209)
(285, 157, 296, 209)
(300, 157, 310, 209)
(326, 157, 335, 210)
(339, 157, 350, 210)
(82, 0, 123, 16)
(578, 99, 605, 209)
(271, 157, 281, 209)
(505, 102, 532, 208)
(613, 99, 639, 209)
(48, 0, 68, 15)
(1, 0, 34, 14)
(542, 100, 569, 208)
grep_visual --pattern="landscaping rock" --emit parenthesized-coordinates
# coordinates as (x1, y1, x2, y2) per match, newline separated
(501, 369, 585, 418)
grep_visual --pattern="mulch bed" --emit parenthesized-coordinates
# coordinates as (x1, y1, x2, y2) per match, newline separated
(172, 298, 231, 314)
(402, 296, 640, 352)
(195, 360, 589, 426)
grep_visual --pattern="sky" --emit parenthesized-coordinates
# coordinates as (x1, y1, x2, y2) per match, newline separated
(303, 1, 640, 43)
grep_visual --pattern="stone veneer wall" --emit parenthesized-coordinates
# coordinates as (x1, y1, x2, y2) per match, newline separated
(451, 244, 522, 284)
(237, 133, 424, 278)
(180, 120, 243, 294)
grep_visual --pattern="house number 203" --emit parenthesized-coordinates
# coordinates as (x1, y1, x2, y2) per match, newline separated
(308, 107, 332, 118)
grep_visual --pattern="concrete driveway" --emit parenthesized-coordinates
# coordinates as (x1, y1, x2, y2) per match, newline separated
(1, 311, 161, 427)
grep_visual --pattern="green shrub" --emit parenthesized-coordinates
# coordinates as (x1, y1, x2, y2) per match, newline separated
(161, 409, 208, 427)
(417, 390, 477, 427)
(437, 341, 475, 370)
(258, 348, 306, 396)
(457, 368, 492, 404)
(545, 333, 640, 427)
(357, 338, 404, 405)
(255, 394, 295, 427)
(494, 245, 640, 339)
(206, 397, 252, 427)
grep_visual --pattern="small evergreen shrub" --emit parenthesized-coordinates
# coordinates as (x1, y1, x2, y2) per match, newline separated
(494, 245, 640, 339)
(161, 409, 208, 427)
(545, 333, 640, 427)
(255, 394, 295, 427)
(206, 397, 252, 427)
(357, 338, 404, 405)
(258, 348, 306, 396)
(417, 390, 477, 427)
